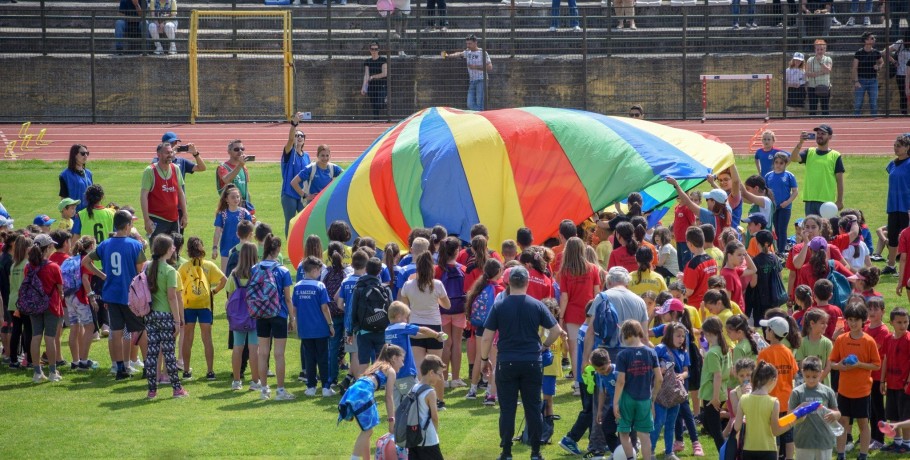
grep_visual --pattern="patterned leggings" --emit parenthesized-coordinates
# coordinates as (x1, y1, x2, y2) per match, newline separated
(144, 311, 182, 392)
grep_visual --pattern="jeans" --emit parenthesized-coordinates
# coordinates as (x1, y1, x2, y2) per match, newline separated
(280, 194, 304, 237)
(426, 0, 448, 27)
(732, 0, 756, 24)
(550, 0, 580, 28)
(467, 80, 485, 111)
(327, 316, 345, 384)
(772, 206, 792, 253)
(854, 78, 879, 115)
(807, 86, 831, 115)
(652, 403, 682, 455)
(850, 0, 874, 13)
(675, 399, 700, 442)
(366, 82, 387, 118)
(496, 361, 544, 455)
(302, 337, 329, 388)
(567, 380, 594, 442)
(114, 18, 148, 52)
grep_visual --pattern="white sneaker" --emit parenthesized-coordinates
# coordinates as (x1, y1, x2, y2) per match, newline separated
(249, 380, 262, 391)
(304, 387, 318, 397)
(33, 373, 47, 383)
(443, 380, 451, 388)
(276, 388, 297, 400)
(49, 372, 62, 382)
(154, 44, 164, 55)
(548, 26, 557, 32)
(231, 380, 243, 391)
(863, 16, 871, 26)
(572, 25, 582, 32)
(846, 17, 856, 26)
(267, 369, 275, 377)
(168, 43, 177, 55)
(261, 386, 271, 400)
(130, 360, 144, 369)
(110, 365, 117, 375)
(450, 379, 467, 388)
(832, 17, 842, 26)
(322, 387, 337, 397)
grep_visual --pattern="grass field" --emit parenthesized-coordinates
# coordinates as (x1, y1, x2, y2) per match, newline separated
(0, 156, 905, 459)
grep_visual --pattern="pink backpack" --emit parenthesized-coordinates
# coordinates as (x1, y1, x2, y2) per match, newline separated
(375, 433, 407, 460)
(128, 267, 153, 318)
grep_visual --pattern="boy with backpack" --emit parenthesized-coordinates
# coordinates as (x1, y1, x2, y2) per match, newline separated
(338, 250, 368, 391)
(395, 354, 445, 460)
(351, 258, 393, 368)
(385, 301, 447, 405)
(293, 256, 335, 397)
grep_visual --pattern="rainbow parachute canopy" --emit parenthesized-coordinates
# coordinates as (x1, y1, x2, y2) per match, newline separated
(288, 107, 733, 266)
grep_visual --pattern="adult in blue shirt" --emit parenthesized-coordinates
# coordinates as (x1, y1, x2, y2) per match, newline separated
(290, 144, 343, 206)
(281, 113, 312, 237)
(153, 131, 208, 183)
(82, 210, 147, 381)
(480, 266, 565, 460)
(59, 144, 94, 212)
(885, 134, 910, 273)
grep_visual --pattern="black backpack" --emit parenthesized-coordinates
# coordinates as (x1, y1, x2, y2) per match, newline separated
(354, 276, 392, 333)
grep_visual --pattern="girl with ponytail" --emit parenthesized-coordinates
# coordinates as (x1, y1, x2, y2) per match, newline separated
(144, 234, 187, 398)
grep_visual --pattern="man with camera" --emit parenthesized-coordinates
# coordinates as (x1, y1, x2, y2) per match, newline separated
(155, 131, 207, 180)
(793, 124, 845, 216)
(216, 139, 254, 214)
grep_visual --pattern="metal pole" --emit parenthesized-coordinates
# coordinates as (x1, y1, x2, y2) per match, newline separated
(682, 9, 688, 120)
(231, 0, 238, 58)
(606, 0, 612, 57)
(327, 2, 333, 60)
(482, 10, 488, 110)
(702, 0, 709, 56)
(582, 10, 588, 111)
(782, 11, 789, 119)
(510, 0, 516, 59)
(885, 8, 892, 116)
(40, 0, 47, 55)
(91, 11, 97, 123)
(386, 13, 393, 121)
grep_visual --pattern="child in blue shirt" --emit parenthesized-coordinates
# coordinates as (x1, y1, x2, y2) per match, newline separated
(614, 320, 662, 460)
(592, 347, 621, 456)
(293, 256, 334, 397)
(337, 250, 367, 392)
(385, 301, 446, 406)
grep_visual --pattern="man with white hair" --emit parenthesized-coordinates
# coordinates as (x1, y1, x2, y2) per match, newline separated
(582, 266, 648, 363)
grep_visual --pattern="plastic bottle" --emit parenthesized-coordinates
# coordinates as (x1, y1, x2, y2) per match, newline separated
(820, 405, 844, 437)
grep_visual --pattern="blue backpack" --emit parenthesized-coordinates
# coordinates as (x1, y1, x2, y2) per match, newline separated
(439, 264, 466, 315)
(61, 255, 82, 296)
(826, 260, 852, 309)
(592, 292, 619, 348)
(469, 283, 497, 327)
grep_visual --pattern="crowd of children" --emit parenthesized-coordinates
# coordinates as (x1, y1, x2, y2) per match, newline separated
(6, 145, 910, 460)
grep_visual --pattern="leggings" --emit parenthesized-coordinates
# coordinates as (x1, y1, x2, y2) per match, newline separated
(144, 311, 182, 392)
(701, 400, 726, 451)
(10, 313, 33, 365)
(772, 207, 792, 253)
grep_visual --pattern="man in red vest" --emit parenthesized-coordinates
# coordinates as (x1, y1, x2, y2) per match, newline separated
(140, 142, 188, 240)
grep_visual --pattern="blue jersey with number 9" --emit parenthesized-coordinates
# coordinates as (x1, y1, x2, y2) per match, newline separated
(93, 236, 145, 305)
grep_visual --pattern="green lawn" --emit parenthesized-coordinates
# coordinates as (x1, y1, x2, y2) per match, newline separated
(0, 157, 904, 458)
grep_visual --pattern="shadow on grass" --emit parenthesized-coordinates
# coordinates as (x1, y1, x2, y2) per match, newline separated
(0, 381, 39, 391)
(98, 396, 157, 411)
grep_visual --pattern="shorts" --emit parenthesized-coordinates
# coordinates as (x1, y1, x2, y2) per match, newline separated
(776, 414, 793, 443)
(356, 331, 387, 365)
(786, 86, 806, 108)
(30, 311, 61, 337)
(793, 448, 832, 460)
(149, 216, 180, 239)
(184, 308, 213, 324)
(886, 388, 910, 421)
(410, 323, 443, 350)
(440, 313, 466, 329)
(232, 330, 259, 346)
(837, 393, 871, 419)
(888, 212, 910, 249)
(106, 302, 145, 333)
(256, 316, 288, 339)
(66, 294, 93, 325)
(542, 375, 557, 396)
(393, 374, 417, 404)
(617, 392, 654, 433)
(474, 326, 485, 337)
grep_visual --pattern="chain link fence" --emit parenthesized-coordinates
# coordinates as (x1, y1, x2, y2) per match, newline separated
(0, 2, 907, 121)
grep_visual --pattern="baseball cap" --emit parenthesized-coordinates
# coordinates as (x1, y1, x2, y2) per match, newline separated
(743, 213, 768, 228)
(808, 236, 828, 252)
(759, 317, 790, 336)
(162, 131, 181, 143)
(793, 52, 805, 61)
(57, 198, 80, 212)
(33, 233, 55, 248)
(704, 189, 728, 204)
(794, 217, 805, 228)
(509, 266, 529, 284)
(813, 124, 834, 135)
(655, 298, 685, 315)
(33, 214, 56, 227)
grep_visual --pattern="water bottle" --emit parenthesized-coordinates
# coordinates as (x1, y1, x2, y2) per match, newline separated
(819, 405, 844, 436)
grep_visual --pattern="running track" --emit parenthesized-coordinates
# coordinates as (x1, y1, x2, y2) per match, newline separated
(2, 117, 906, 162)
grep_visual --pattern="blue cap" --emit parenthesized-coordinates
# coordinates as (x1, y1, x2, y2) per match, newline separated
(162, 131, 180, 143)
(33, 214, 56, 227)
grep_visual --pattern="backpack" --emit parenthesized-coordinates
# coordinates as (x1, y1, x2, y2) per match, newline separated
(128, 267, 153, 318)
(61, 255, 82, 296)
(305, 162, 341, 196)
(17, 262, 50, 315)
(226, 275, 257, 331)
(246, 263, 282, 319)
(826, 260, 852, 309)
(654, 360, 689, 408)
(519, 403, 555, 445)
(744, 252, 787, 322)
(439, 264, 466, 314)
(183, 260, 212, 309)
(393, 384, 435, 449)
(592, 292, 619, 348)
(469, 283, 497, 327)
(355, 277, 392, 332)
(323, 267, 346, 317)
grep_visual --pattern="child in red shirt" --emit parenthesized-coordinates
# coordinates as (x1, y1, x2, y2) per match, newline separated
(681, 227, 717, 310)
(863, 297, 890, 447)
(880, 307, 910, 452)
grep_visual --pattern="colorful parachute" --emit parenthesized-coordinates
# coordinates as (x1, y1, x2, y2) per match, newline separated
(288, 107, 733, 266)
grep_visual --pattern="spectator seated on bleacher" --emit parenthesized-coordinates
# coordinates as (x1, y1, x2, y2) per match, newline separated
(148, 0, 178, 55)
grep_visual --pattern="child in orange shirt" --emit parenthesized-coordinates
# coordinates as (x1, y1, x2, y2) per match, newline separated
(830, 303, 882, 460)
(757, 315, 800, 460)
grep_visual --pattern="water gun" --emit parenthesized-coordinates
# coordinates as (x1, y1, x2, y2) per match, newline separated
(779, 401, 821, 426)
(879, 420, 897, 438)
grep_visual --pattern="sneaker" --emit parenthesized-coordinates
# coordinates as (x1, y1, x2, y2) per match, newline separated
(322, 387, 336, 397)
(572, 25, 582, 32)
(484, 394, 497, 406)
(147, 390, 157, 399)
(845, 441, 855, 452)
(92, 331, 100, 341)
(71, 362, 79, 370)
(130, 360, 144, 369)
(437, 400, 447, 411)
(33, 372, 47, 383)
(565, 371, 574, 380)
(863, 16, 871, 26)
(883, 265, 898, 275)
(749, 21, 758, 28)
(276, 388, 297, 400)
(267, 369, 275, 377)
(231, 380, 242, 391)
(9, 362, 20, 369)
(101, 325, 110, 337)
(154, 45, 164, 55)
(305, 387, 317, 397)
(49, 372, 62, 382)
(249, 380, 262, 391)
(298, 371, 306, 382)
(832, 17, 842, 26)
(871, 254, 884, 261)
(732, 23, 740, 29)
(466, 388, 478, 399)
(548, 27, 557, 32)
(115, 370, 131, 381)
(666, 455, 681, 460)
(869, 440, 885, 450)
(182, 370, 193, 380)
(581, 450, 605, 459)
(777, 22, 784, 27)
(450, 379, 467, 388)
(894, 445, 910, 454)
(673, 440, 685, 452)
(881, 443, 899, 452)
(529, 455, 545, 460)
(77, 360, 98, 371)
(443, 380, 451, 388)
(559, 436, 583, 455)
(846, 17, 856, 26)
(496, 454, 513, 460)
(261, 386, 271, 400)
(173, 388, 189, 398)
(693, 441, 705, 456)
(206, 371, 216, 381)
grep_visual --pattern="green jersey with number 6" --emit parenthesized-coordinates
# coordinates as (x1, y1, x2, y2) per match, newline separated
(77, 206, 115, 243)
